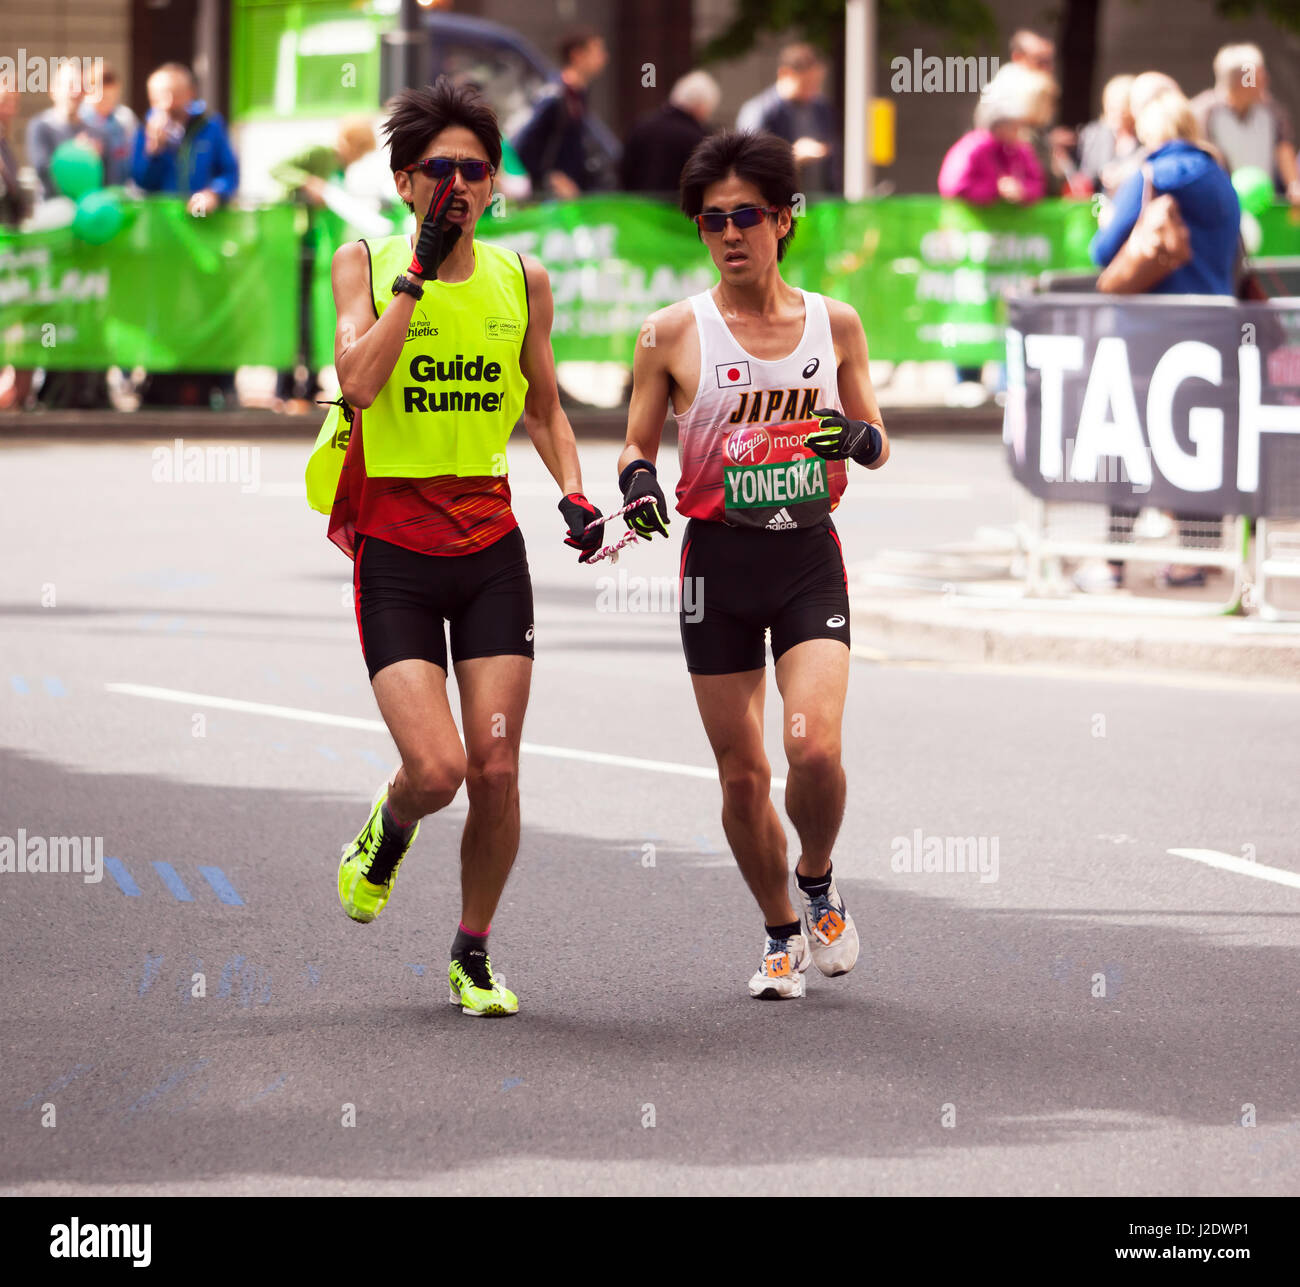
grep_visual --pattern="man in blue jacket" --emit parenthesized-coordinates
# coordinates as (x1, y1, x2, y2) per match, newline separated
(131, 62, 238, 217)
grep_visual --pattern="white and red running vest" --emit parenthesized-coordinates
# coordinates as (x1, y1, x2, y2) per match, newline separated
(674, 287, 848, 530)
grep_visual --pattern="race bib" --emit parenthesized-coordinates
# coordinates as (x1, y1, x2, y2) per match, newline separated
(722, 420, 831, 529)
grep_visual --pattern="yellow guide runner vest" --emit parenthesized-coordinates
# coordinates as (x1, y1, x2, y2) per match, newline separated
(305, 234, 529, 514)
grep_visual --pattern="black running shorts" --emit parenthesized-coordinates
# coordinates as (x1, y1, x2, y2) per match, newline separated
(678, 517, 850, 675)
(353, 527, 535, 680)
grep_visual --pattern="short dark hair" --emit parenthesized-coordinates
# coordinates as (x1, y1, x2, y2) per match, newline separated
(778, 43, 823, 73)
(678, 130, 799, 261)
(560, 26, 601, 66)
(382, 75, 502, 182)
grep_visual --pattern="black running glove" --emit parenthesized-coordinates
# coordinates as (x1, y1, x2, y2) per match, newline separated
(806, 408, 884, 466)
(618, 458, 671, 538)
(558, 492, 605, 562)
(408, 174, 462, 280)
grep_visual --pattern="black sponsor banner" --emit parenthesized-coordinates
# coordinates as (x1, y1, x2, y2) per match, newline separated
(1004, 295, 1300, 518)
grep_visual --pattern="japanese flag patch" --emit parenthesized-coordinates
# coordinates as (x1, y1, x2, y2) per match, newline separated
(716, 361, 751, 389)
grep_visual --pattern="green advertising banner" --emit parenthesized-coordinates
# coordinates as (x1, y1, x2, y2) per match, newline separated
(785, 196, 1099, 362)
(0, 199, 299, 369)
(5, 194, 1299, 373)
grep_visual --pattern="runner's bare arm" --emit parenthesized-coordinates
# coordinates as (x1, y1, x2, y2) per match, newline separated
(332, 241, 419, 410)
(829, 299, 890, 470)
(618, 305, 681, 475)
(518, 255, 583, 495)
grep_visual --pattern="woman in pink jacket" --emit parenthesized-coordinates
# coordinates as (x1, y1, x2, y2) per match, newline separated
(938, 64, 1053, 403)
(938, 64, 1052, 205)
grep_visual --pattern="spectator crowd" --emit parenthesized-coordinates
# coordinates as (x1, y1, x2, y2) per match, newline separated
(1, 28, 1297, 418)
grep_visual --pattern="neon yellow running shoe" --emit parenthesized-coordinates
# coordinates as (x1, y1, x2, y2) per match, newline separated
(337, 778, 419, 923)
(448, 948, 518, 1017)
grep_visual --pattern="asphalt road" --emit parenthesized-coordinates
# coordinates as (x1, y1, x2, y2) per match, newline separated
(1, 431, 1297, 1196)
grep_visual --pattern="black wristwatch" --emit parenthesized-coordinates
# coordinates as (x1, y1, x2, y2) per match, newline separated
(391, 273, 423, 301)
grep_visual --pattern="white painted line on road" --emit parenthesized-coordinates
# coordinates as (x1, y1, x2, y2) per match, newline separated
(104, 682, 778, 788)
(1167, 848, 1300, 890)
(107, 682, 385, 730)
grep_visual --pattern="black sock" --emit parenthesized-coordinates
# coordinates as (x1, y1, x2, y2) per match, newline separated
(451, 923, 489, 960)
(796, 862, 832, 898)
(380, 799, 414, 838)
(765, 920, 801, 941)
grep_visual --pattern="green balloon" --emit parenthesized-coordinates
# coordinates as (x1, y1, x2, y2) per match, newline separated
(72, 189, 126, 244)
(1232, 165, 1274, 218)
(49, 139, 103, 200)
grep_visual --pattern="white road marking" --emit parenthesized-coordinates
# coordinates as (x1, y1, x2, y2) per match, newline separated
(105, 682, 785, 789)
(1167, 848, 1300, 890)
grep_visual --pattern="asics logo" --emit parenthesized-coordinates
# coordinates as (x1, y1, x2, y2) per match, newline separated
(826, 614, 845, 627)
(802, 358, 820, 378)
(525, 625, 534, 641)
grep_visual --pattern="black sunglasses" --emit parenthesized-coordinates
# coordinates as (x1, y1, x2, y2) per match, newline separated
(403, 157, 496, 182)
(693, 205, 779, 233)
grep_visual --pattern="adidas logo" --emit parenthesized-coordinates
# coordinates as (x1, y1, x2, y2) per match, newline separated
(766, 507, 797, 531)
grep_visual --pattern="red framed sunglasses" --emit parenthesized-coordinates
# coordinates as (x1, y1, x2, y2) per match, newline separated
(402, 157, 496, 182)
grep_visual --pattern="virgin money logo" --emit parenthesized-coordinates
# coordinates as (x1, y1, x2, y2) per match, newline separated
(725, 425, 771, 466)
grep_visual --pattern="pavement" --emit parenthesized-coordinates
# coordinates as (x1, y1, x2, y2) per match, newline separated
(2, 432, 1298, 1197)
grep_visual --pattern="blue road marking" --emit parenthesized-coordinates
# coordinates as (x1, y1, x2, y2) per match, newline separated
(9, 675, 29, 695)
(18, 1063, 94, 1111)
(104, 857, 142, 896)
(125, 1057, 209, 1116)
(303, 964, 320, 988)
(239, 963, 271, 1007)
(151, 861, 194, 902)
(405, 963, 425, 977)
(252, 1074, 289, 1102)
(199, 866, 244, 906)
(42, 676, 66, 696)
(139, 953, 165, 996)
(217, 955, 247, 1000)
(314, 745, 339, 761)
(501, 1077, 524, 1091)
(360, 750, 389, 771)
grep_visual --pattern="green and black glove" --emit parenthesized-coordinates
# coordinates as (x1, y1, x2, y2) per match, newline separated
(618, 458, 671, 538)
(806, 408, 884, 466)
